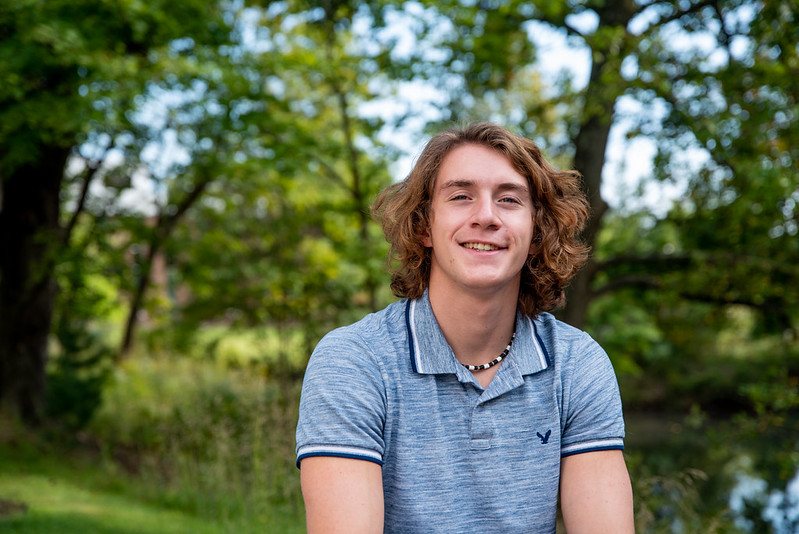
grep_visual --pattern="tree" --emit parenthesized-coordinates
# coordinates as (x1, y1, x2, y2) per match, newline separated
(1, 0, 400, 425)
(5, 0, 797, 427)
(0, 0, 228, 423)
(638, 0, 799, 334)
(368, 0, 798, 334)
(166, 1, 396, 345)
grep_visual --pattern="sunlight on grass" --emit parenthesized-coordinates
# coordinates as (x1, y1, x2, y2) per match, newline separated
(0, 456, 304, 534)
(0, 471, 223, 534)
(0, 347, 307, 534)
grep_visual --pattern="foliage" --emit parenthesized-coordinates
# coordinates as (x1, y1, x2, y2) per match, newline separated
(0, 0, 221, 169)
(0, 439, 302, 533)
(0, 0, 235, 420)
(625, 0, 799, 335)
(44, 328, 113, 431)
(1, 0, 798, 528)
(3, 0, 796, 417)
(374, 0, 799, 331)
(632, 465, 738, 533)
(58, 0, 399, 353)
(87, 351, 304, 525)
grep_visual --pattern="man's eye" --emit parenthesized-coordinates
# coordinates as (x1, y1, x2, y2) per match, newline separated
(500, 197, 520, 204)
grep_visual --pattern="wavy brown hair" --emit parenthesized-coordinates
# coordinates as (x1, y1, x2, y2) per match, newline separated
(371, 122, 590, 317)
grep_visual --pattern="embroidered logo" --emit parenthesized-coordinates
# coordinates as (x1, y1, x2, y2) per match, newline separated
(537, 429, 552, 444)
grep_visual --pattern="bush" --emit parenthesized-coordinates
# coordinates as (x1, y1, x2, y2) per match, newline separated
(46, 326, 114, 430)
(88, 353, 304, 529)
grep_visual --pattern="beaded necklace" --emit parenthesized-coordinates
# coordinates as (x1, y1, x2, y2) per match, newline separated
(460, 331, 515, 371)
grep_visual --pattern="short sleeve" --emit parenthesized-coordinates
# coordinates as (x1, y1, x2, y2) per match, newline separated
(559, 333, 625, 457)
(295, 326, 388, 468)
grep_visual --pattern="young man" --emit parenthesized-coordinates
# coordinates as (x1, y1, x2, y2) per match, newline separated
(295, 123, 634, 533)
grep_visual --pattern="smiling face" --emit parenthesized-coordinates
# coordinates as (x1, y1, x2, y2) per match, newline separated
(422, 143, 536, 301)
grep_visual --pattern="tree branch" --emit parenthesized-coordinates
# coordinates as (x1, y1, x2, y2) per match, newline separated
(638, 0, 718, 36)
(119, 169, 213, 358)
(156, 173, 212, 241)
(310, 153, 351, 192)
(62, 143, 116, 246)
(591, 274, 661, 298)
(597, 250, 798, 279)
(534, 14, 585, 39)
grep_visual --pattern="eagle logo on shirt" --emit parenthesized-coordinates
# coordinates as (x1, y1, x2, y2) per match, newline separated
(537, 429, 552, 444)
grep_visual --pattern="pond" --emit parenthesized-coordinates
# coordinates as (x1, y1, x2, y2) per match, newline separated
(625, 411, 799, 533)
(729, 467, 799, 533)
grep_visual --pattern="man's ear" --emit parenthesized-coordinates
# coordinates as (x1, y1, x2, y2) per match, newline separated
(528, 222, 539, 255)
(420, 209, 433, 247)
(421, 230, 432, 248)
(528, 233, 538, 255)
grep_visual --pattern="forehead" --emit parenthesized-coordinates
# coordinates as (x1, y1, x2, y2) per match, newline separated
(435, 143, 529, 192)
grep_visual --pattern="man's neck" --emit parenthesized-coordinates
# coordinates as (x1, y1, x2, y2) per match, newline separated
(427, 281, 519, 368)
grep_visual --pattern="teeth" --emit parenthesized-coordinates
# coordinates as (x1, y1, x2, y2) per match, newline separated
(463, 242, 500, 251)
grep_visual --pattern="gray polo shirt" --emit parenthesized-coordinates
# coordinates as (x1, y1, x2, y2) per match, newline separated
(296, 291, 625, 533)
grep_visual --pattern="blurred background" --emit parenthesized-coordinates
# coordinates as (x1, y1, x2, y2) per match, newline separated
(1, 0, 797, 532)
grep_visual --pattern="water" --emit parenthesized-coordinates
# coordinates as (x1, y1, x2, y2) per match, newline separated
(627, 412, 799, 533)
(730, 468, 799, 533)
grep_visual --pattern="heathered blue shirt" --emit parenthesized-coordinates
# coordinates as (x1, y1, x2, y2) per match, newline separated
(296, 291, 625, 533)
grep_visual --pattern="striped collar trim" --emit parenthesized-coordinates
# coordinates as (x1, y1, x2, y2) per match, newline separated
(406, 293, 550, 376)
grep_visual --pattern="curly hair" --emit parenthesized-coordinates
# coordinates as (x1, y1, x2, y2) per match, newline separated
(371, 122, 590, 317)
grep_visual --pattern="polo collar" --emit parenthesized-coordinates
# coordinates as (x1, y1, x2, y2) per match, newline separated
(406, 291, 551, 377)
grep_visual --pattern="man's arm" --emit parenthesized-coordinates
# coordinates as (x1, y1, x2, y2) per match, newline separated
(559, 449, 634, 533)
(301, 456, 384, 534)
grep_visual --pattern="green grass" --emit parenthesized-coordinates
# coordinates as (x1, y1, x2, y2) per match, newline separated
(0, 345, 308, 534)
(0, 441, 305, 534)
(0, 471, 222, 533)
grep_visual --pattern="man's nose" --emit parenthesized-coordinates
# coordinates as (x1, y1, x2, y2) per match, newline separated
(471, 196, 500, 228)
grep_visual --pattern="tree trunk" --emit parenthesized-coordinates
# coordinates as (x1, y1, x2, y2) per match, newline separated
(119, 238, 158, 359)
(0, 146, 68, 424)
(560, 111, 613, 328)
(558, 4, 637, 329)
(118, 177, 210, 358)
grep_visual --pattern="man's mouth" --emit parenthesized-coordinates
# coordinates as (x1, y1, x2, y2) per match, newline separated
(462, 242, 502, 251)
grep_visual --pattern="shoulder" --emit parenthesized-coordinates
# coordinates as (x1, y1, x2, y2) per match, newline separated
(300, 302, 408, 422)
(310, 299, 408, 367)
(532, 313, 603, 358)
(530, 313, 615, 384)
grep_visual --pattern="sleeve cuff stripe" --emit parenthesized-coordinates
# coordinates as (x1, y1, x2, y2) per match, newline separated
(296, 445, 383, 468)
(561, 439, 624, 457)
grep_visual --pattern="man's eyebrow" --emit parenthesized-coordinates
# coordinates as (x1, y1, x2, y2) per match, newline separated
(438, 179, 530, 194)
(438, 179, 474, 190)
(497, 182, 531, 195)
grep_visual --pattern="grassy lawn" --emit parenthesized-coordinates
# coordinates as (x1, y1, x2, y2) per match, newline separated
(0, 353, 308, 534)
(0, 442, 304, 534)
(0, 472, 224, 534)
